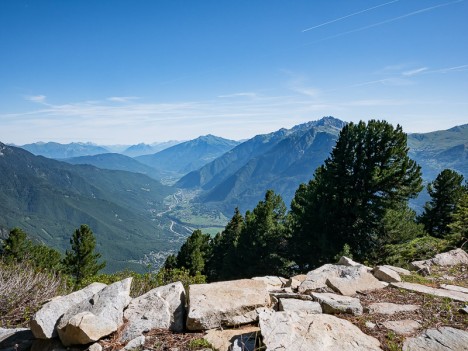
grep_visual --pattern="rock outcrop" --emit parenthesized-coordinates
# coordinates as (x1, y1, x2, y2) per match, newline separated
(410, 248, 468, 275)
(311, 292, 363, 316)
(13, 248, 466, 350)
(299, 263, 384, 296)
(57, 278, 132, 345)
(30, 282, 107, 339)
(259, 309, 382, 351)
(391, 282, 468, 302)
(373, 266, 402, 283)
(186, 279, 271, 331)
(122, 281, 185, 341)
(403, 326, 468, 350)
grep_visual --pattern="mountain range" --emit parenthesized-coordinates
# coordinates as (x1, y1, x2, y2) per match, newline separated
(136, 135, 240, 177)
(407, 124, 468, 181)
(4, 117, 468, 272)
(177, 117, 346, 212)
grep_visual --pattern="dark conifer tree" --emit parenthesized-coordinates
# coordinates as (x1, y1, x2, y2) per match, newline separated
(62, 224, 106, 286)
(289, 120, 422, 267)
(206, 207, 244, 281)
(236, 190, 290, 277)
(419, 169, 465, 238)
(176, 229, 211, 276)
(1, 228, 32, 262)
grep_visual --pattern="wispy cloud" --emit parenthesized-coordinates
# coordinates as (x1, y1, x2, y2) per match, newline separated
(285, 73, 321, 98)
(107, 96, 140, 102)
(218, 92, 258, 99)
(402, 67, 428, 76)
(313, 0, 464, 42)
(25, 95, 47, 103)
(430, 64, 468, 74)
(302, 0, 399, 32)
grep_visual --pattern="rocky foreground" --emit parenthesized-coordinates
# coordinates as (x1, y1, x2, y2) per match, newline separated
(1, 249, 467, 351)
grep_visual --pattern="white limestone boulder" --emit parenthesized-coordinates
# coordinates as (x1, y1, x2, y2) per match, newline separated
(403, 327, 468, 351)
(382, 320, 421, 335)
(365, 302, 420, 315)
(311, 292, 363, 316)
(122, 281, 185, 341)
(259, 309, 382, 351)
(252, 276, 287, 291)
(30, 282, 106, 339)
(373, 266, 401, 283)
(278, 298, 322, 314)
(57, 278, 132, 346)
(299, 264, 384, 296)
(186, 279, 270, 331)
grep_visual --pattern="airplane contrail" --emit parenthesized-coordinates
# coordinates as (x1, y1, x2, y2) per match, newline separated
(315, 0, 465, 42)
(302, 0, 399, 32)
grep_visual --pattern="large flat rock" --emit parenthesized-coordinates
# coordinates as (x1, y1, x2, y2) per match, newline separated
(365, 302, 420, 315)
(311, 292, 363, 316)
(391, 282, 468, 302)
(299, 264, 384, 295)
(252, 276, 287, 291)
(431, 248, 468, 266)
(410, 249, 468, 274)
(440, 284, 468, 294)
(279, 298, 322, 314)
(403, 327, 468, 351)
(373, 266, 401, 283)
(122, 281, 185, 341)
(259, 309, 382, 351)
(30, 282, 107, 339)
(186, 279, 270, 331)
(382, 265, 411, 276)
(382, 320, 421, 335)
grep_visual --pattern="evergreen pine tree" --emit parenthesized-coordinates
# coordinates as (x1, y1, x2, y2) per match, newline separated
(289, 120, 422, 266)
(1, 227, 32, 262)
(206, 207, 244, 281)
(62, 224, 106, 286)
(236, 190, 290, 277)
(448, 190, 468, 247)
(419, 169, 465, 238)
(176, 229, 211, 276)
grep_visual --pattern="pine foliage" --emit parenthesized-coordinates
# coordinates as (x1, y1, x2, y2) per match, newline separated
(62, 224, 106, 286)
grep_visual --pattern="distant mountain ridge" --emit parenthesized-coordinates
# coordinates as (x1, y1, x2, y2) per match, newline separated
(122, 140, 183, 157)
(62, 153, 163, 180)
(20, 142, 109, 159)
(407, 124, 468, 181)
(177, 117, 346, 212)
(136, 135, 240, 176)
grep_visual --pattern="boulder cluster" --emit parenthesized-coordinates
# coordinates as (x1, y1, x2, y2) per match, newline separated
(1, 249, 468, 351)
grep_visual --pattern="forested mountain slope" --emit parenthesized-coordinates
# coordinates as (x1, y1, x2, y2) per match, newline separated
(63, 153, 162, 180)
(0, 142, 174, 271)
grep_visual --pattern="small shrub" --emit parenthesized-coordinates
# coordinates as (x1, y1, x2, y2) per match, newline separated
(383, 236, 451, 268)
(0, 260, 69, 327)
(188, 338, 213, 350)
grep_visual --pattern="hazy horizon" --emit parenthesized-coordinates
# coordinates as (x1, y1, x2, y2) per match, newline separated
(1, 1, 467, 144)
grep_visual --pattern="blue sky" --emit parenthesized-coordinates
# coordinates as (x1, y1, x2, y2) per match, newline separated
(1, 0, 467, 144)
